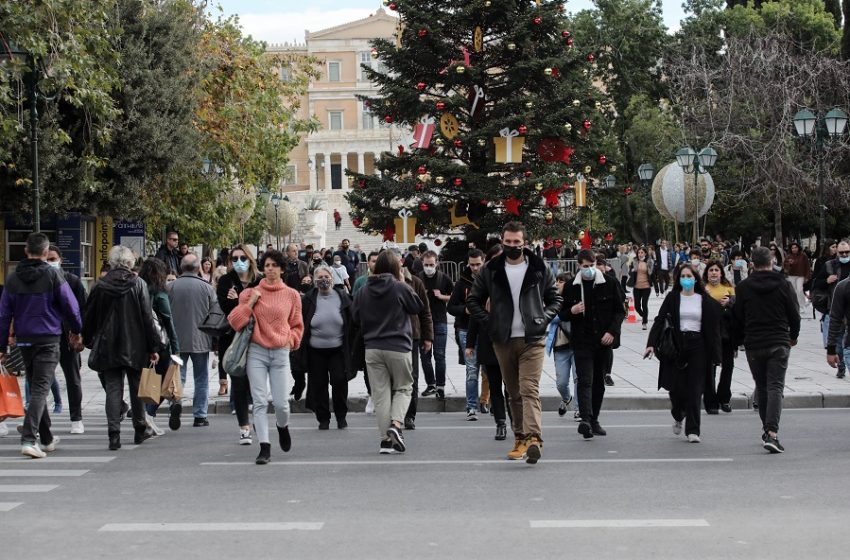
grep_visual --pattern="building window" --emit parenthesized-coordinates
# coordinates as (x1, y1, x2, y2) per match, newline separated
(328, 61, 341, 82)
(6, 230, 56, 263)
(280, 67, 291, 82)
(361, 104, 374, 129)
(329, 111, 343, 131)
(282, 164, 297, 186)
(80, 221, 94, 279)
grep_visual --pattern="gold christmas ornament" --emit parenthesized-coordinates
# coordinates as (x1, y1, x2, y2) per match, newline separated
(456, 65, 466, 74)
(477, 138, 487, 147)
(362, 217, 370, 227)
(434, 137, 445, 146)
(545, 211, 553, 221)
(595, 101, 602, 110)
(572, 99, 581, 107)
(507, 42, 516, 51)
(525, 101, 533, 109)
(564, 123, 572, 132)
(610, 165, 617, 173)
(535, 182, 544, 191)
(440, 113, 460, 139)
(584, 165, 592, 174)
(435, 176, 445, 184)
(484, 0, 491, 6)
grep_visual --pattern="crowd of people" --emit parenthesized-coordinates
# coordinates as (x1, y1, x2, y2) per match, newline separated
(0, 227, 843, 464)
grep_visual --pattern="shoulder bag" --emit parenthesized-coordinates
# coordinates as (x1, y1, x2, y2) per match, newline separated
(199, 299, 231, 336)
(654, 313, 680, 364)
(221, 316, 255, 378)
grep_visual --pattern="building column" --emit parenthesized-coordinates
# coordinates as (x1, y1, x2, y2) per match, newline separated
(324, 153, 333, 191)
(308, 152, 318, 192)
(357, 152, 365, 175)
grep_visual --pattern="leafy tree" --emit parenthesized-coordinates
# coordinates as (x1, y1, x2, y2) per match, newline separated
(346, 0, 616, 240)
(824, 0, 843, 28)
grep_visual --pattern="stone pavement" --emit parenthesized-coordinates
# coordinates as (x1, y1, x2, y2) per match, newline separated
(38, 293, 850, 420)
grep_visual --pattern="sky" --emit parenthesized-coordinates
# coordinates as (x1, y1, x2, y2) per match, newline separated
(211, 0, 688, 45)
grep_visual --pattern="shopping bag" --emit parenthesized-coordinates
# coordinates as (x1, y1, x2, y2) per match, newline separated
(160, 361, 183, 400)
(138, 363, 161, 405)
(0, 365, 25, 420)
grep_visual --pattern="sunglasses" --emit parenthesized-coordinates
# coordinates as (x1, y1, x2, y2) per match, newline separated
(233, 255, 249, 262)
(839, 251, 850, 257)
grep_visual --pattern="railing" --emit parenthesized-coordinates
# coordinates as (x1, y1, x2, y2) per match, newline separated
(357, 259, 618, 283)
(357, 260, 461, 282)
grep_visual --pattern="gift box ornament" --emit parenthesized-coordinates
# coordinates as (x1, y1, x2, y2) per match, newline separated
(393, 209, 417, 244)
(494, 128, 525, 163)
(412, 116, 435, 149)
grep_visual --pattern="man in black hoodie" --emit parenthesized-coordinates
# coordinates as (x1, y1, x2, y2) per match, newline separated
(447, 249, 485, 413)
(733, 246, 800, 454)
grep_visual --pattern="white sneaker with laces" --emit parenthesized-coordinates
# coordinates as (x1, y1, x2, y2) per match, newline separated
(70, 421, 85, 434)
(687, 433, 701, 443)
(42, 436, 60, 452)
(239, 429, 252, 445)
(672, 420, 683, 435)
(21, 443, 46, 459)
(365, 397, 375, 416)
(145, 413, 164, 436)
(0, 421, 8, 437)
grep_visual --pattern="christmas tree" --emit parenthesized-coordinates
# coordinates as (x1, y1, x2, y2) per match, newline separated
(346, 0, 617, 243)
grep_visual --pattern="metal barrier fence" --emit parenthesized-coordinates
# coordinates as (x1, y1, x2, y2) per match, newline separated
(358, 259, 617, 282)
(357, 260, 461, 282)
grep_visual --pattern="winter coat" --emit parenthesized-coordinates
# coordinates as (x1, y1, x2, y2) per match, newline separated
(732, 270, 800, 350)
(447, 267, 475, 331)
(560, 267, 626, 350)
(168, 273, 217, 353)
(154, 244, 181, 274)
(150, 289, 179, 356)
(299, 286, 355, 376)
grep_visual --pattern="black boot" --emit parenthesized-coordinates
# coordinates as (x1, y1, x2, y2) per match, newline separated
(108, 432, 121, 450)
(134, 426, 152, 445)
(495, 421, 507, 441)
(277, 425, 291, 452)
(255, 442, 271, 465)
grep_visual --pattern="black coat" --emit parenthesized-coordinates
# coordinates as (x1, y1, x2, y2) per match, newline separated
(560, 271, 626, 350)
(215, 270, 261, 363)
(297, 286, 355, 377)
(466, 315, 498, 366)
(647, 290, 722, 391)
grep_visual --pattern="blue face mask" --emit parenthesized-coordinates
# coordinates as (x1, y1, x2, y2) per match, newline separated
(233, 260, 249, 274)
(735, 259, 745, 268)
(581, 267, 595, 280)
(841, 256, 850, 265)
(680, 277, 696, 291)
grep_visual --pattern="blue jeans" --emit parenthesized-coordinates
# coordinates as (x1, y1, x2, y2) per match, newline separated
(180, 352, 210, 419)
(553, 348, 575, 402)
(246, 344, 291, 444)
(421, 322, 448, 387)
(458, 329, 478, 410)
(823, 314, 845, 368)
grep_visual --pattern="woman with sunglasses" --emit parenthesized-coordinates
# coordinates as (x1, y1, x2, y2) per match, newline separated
(769, 244, 784, 274)
(216, 245, 261, 444)
(644, 264, 721, 443)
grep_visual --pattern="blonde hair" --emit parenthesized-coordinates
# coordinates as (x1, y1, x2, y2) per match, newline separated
(228, 244, 260, 282)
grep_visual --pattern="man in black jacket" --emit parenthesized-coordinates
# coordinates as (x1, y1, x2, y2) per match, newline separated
(154, 230, 181, 274)
(47, 245, 88, 434)
(447, 249, 485, 412)
(417, 250, 453, 399)
(811, 239, 850, 377)
(562, 250, 626, 440)
(733, 246, 799, 454)
(468, 222, 562, 464)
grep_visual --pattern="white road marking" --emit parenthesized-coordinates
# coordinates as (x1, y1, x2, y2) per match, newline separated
(201, 458, 733, 466)
(288, 424, 670, 431)
(530, 519, 710, 528)
(0, 445, 136, 451)
(0, 484, 59, 492)
(0, 502, 23, 511)
(0, 470, 89, 477)
(0, 457, 115, 464)
(99, 522, 324, 532)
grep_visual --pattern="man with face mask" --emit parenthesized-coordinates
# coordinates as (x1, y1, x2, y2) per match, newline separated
(283, 244, 312, 293)
(416, 251, 454, 398)
(334, 239, 360, 281)
(467, 223, 562, 464)
(448, 249, 486, 412)
(560, 249, 625, 441)
(813, 239, 850, 378)
(689, 249, 706, 277)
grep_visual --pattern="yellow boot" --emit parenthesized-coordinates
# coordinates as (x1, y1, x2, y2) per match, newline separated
(507, 437, 529, 460)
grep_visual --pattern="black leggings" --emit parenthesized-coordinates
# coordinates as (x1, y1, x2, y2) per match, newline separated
(482, 362, 510, 424)
(633, 287, 651, 325)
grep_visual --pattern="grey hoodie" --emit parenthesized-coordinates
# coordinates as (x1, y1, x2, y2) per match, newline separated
(351, 273, 423, 353)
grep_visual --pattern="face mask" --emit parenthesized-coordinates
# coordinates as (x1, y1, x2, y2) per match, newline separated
(841, 256, 850, 265)
(47, 261, 61, 269)
(735, 259, 745, 268)
(690, 259, 700, 266)
(503, 246, 523, 260)
(680, 277, 696, 291)
(708, 276, 720, 285)
(233, 260, 249, 274)
(316, 278, 332, 290)
(423, 266, 436, 277)
(581, 267, 595, 280)
(334, 260, 342, 266)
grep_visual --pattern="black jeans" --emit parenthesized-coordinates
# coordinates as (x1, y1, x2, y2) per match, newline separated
(633, 287, 651, 325)
(103, 367, 145, 435)
(574, 346, 608, 422)
(482, 362, 509, 424)
(19, 343, 60, 445)
(307, 346, 348, 423)
(657, 269, 670, 293)
(405, 340, 420, 420)
(58, 337, 83, 421)
(745, 345, 790, 434)
(705, 338, 736, 409)
(669, 335, 706, 436)
(219, 342, 252, 426)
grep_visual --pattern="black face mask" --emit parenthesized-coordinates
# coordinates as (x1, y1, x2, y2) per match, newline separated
(503, 246, 523, 260)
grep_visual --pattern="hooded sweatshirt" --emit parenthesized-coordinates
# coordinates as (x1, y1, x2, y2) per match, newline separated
(0, 258, 82, 351)
(732, 270, 800, 350)
(351, 273, 423, 353)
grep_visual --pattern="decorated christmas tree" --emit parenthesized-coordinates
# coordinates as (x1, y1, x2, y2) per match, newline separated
(346, 0, 617, 243)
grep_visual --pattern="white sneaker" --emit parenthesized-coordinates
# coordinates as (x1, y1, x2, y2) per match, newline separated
(145, 413, 165, 436)
(21, 443, 46, 459)
(211, 358, 218, 369)
(42, 436, 60, 452)
(687, 433, 701, 443)
(365, 397, 375, 416)
(0, 421, 8, 437)
(70, 421, 85, 434)
(672, 420, 683, 435)
(239, 429, 252, 445)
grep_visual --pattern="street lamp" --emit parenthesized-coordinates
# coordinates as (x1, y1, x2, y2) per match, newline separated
(793, 107, 848, 248)
(676, 146, 718, 248)
(271, 193, 281, 250)
(637, 163, 655, 244)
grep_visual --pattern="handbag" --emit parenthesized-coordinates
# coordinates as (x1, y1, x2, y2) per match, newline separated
(151, 311, 169, 348)
(160, 361, 183, 400)
(655, 314, 680, 364)
(4, 344, 26, 377)
(138, 362, 161, 405)
(221, 316, 255, 378)
(0, 364, 25, 420)
(198, 300, 231, 336)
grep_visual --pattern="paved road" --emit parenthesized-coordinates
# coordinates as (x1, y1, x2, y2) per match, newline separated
(2, 409, 849, 559)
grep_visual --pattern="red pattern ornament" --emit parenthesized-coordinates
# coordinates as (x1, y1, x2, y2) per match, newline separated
(434, 238, 442, 247)
(418, 29, 427, 37)
(566, 38, 574, 47)
(562, 30, 571, 38)
(583, 119, 592, 130)
(382, 225, 395, 242)
(384, 115, 393, 123)
(416, 82, 426, 91)
(453, 138, 463, 148)
(524, 170, 533, 178)
(518, 124, 528, 135)
(453, 178, 463, 186)
(415, 182, 423, 191)
(587, 53, 595, 63)
(533, 16, 542, 25)
(537, 138, 575, 165)
(542, 187, 565, 208)
(388, 2, 397, 10)
(419, 202, 430, 211)
(605, 232, 614, 241)
(352, 218, 361, 227)
(436, 101, 445, 111)
(417, 166, 427, 175)
(624, 186, 633, 195)
(554, 239, 563, 249)
(504, 197, 522, 216)
(358, 179, 366, 188)
(598, 154, 607, 165)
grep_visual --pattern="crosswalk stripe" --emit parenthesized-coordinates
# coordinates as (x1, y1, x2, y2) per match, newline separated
(530, 519, 710, 528)
(0, 470, 89, 477)
(202, 458, 734, 466)
(0, 484, 59, 492)
(99, 522, 324, 532)
(0, 444, 137, 451)
(0, 502, 23, 511)
(0, 457, 115, 464)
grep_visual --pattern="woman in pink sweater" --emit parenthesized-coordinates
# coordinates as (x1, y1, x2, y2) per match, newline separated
(228, 249, 304, 465)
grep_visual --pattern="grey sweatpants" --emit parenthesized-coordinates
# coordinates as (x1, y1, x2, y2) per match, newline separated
(365, 348, 413, 439)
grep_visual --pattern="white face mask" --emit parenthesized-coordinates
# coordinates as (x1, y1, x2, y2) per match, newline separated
(47, 261, 61, 269)
(423, 266, 436, 277)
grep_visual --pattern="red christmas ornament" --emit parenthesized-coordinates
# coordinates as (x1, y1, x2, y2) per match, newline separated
(358, 179, 366, 188)
(453, 178, 462, 187)
(518, 124, 528, 135)
(587, 53, 595, 63)
(624, 186, 633, 195)
(436, 101, 446, 111)
(388, 2, 398, 10)
(524, 170, 533, 178)
(417, 165, 426, 175)
(418, 29, 428, 37)
(384, 115, 393, 123)
(415, 182, 424, 191)
(382, 225, 395, 242)
(583, 119, 592, 130)
(566, 38, 574, 47)
(352, 218, 361, 227)
(562, 30, 571, 38)
(416, 82, 426, 91)
(434, 239, 442, 247)
(598, 155, 607, 165)
(453, 138, 463, 148)
(605, 232, 614, 242)
(504, 197, 522, 216)
(551, 68, 560, 78)
(533, 16, 542, 25)
(554, 239, 563, 249)
(419, 202, 430, 211)
(542, 187, 564, 208)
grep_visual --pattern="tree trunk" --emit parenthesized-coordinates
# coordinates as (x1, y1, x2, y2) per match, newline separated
(773, 189, 783, 245)
(622, 196, 643, 243)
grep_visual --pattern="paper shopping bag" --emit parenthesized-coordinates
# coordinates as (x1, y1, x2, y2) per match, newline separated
(160, 362, 183, 400)
(0, 366, 25, 420)
(138, 363, 161, 405)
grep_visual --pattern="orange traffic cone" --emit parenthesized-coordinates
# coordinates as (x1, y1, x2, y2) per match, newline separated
(627, 297, 637, 323)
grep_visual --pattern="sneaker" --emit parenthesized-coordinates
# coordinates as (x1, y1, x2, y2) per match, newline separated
(573, 410, 581, 422)
(507, 438, 529, 460)
(337, 418, 348, 430)
(479, 402, 490, 414)
(687, 433, 701, 443)
(193, 417, 209, 427)
(53, 403, 63, 415)
(558, 400, 569, 417)
(466, 408, 478, 421)
(590, 422, 607, 436)
(144, 414, 164, 436)
(495, 422, 507, 441)
(578, 421, 594, 439)
(642, 324, 648, 331)
(763, 434, 784, 453)
(277, 425, 291, 452)
(404, 417, 415, 430)
(761, 431, 769, 444)
(673, 420, 683, 435)
(421, 385, 437, 397)
(604, 374, 614, 387)
(69, 421, 85, 434)
(239, 429, 252, 445)
(0, 421, 8, 437)
(435, 387, 446, 401)
(21, 443, 46, 459)
(41, 436, 60, 452)
(365, 397, 375, 416)
(134, 427, 153, 445)
(387, 425, 406, 452)
(720, 403, 732, 413)
(525, 437, 543, 465)
(379, 439, 395, 454)
(169, 403, 182, 430)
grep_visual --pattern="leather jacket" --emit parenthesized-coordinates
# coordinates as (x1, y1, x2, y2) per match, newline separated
(467, 249, 562, 344)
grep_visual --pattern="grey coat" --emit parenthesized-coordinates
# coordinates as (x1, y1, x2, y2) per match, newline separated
(168, 273, 216, 353)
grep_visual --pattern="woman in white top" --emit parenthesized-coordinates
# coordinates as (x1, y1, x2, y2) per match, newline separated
(644, 264, 721, 443)
(331, 256, 351, 292)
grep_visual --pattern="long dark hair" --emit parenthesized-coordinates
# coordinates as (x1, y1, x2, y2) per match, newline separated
(673, 263, 706, 295)
(138, 257, 167, 293)
(702, 259, 731, 287)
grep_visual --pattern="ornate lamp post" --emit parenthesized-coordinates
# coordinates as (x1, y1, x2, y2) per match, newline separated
(271, 193, 281, 250)
(637, 163, 655, 244)
(675, 146, 718, 247)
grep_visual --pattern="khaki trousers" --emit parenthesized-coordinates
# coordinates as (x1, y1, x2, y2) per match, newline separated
(365, 348, 413, 438)
(493, 338, 545, 440)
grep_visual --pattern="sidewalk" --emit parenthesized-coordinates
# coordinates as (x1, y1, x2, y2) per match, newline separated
(52, 293, 850, 420)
